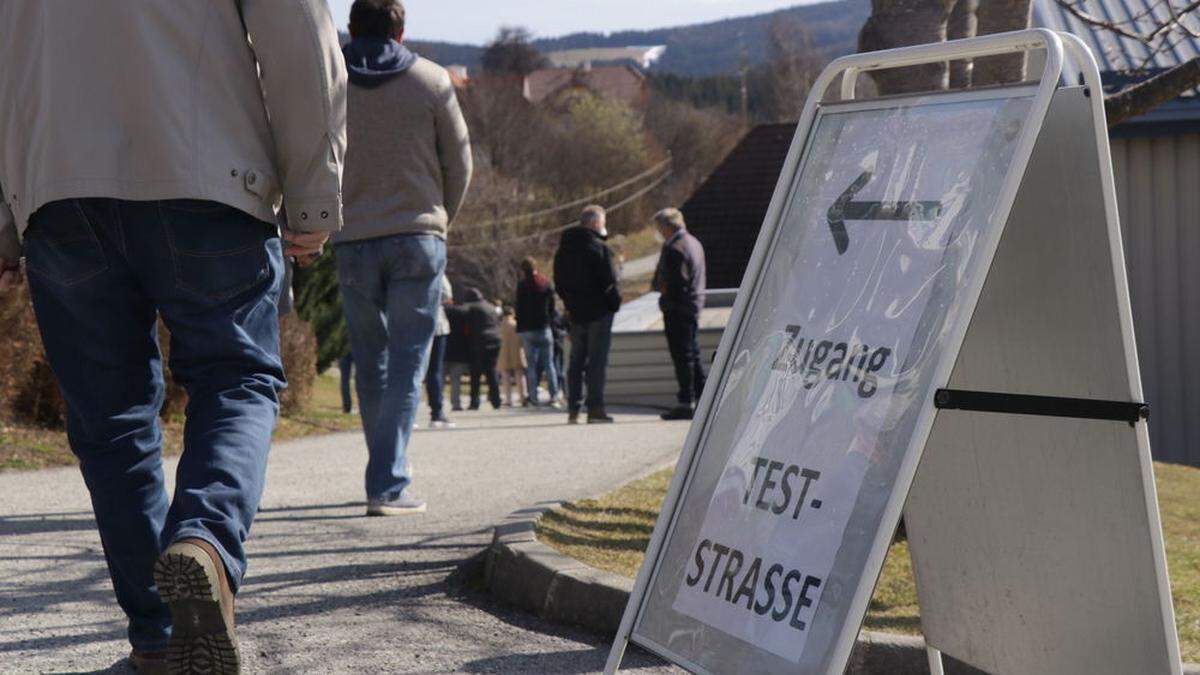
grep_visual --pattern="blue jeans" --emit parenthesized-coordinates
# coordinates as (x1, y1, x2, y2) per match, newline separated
(24, 198, 285, 652)
(567, 313, 615, 412)
(335, 234, 445, 501)
(521, 328, 558, 403)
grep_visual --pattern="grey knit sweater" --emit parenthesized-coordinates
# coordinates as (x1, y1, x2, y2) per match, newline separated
(335, 55, 472, 243)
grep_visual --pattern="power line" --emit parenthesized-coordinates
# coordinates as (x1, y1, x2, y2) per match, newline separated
(449, 168, 673, 251)
(452, 157, 673, 232)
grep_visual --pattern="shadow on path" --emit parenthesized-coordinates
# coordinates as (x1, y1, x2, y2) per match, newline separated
(460, 644, 670, 673)
(43, 656, 132, 675)
(0, 510, 96, 536)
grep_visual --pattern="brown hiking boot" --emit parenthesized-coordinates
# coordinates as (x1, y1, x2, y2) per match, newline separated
(587, 407, 615, 424)
(568, 410, 581, 425)
(154, 538, 239, 674)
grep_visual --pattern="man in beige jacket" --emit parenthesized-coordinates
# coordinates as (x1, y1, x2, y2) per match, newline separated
(0, 3, 346, 673)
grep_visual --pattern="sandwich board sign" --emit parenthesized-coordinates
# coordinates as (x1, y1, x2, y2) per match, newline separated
(605, 29, 1183, 675)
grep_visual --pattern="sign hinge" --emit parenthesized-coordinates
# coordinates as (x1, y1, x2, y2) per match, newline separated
(934, 389, 1149, 425)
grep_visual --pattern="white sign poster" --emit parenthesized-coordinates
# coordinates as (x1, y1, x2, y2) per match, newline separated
(632, 92, 1035, 672)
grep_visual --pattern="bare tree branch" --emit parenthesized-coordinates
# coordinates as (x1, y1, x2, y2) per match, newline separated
(1054, 0, 1200, 40)
(1105, 56, 1200, 124)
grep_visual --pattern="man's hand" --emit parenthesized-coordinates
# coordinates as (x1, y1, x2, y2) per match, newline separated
(283, 229, 329, 267)
(0, 259, 23, 292)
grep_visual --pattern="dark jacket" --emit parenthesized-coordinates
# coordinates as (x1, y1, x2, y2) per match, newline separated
(654, 229, 707, 316)
(444, 304, 470, 364)
(553, 226, 622, 325)
(460, 288, 502, 352)
(515, 272, 557, 333)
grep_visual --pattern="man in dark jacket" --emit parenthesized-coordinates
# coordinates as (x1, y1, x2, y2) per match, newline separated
(553, 205, 621, 424)
(460, 288, 503, 410)
(443, 295, 471, 412)
(515, 257, 561, 407)
(652, 208, 708, 420)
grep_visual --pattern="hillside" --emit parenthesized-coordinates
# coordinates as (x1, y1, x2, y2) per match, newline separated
(407, 40, 485, 68)
(536, 0, 868, 76)
(401, 0, 868, 76)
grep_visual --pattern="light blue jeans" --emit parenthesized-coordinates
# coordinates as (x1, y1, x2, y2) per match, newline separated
(336, 234, 445, 501)
(521, 328, 559, 403)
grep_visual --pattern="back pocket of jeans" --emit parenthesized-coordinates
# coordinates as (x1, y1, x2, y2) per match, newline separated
(159, 200, 274, 302)
(24, 201, 109, 286)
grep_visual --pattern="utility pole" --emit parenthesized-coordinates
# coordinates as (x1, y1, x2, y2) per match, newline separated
(740, 66, 749, 122)
(738, 34, 750, 123)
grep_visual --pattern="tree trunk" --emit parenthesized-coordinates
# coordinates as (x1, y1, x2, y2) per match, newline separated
(858, 0, 958, 94)
(947, 0, 979, 88)
(859, 0, 1200, 125)
(973, 0, 1033, 86)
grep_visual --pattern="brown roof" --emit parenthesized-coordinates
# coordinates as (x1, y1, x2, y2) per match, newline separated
(523, 65, 647, 107)
(682, 123, 798, 290)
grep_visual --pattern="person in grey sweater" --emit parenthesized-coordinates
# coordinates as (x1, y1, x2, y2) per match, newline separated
(335, 0, 473, 517)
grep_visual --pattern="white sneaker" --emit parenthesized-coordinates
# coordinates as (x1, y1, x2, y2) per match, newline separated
(366, 491, 427, 516)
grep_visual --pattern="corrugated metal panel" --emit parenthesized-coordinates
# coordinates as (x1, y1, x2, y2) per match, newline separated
(606, 329, 723, 409)
(1112, 133, 1200, 465)
(1177, 135, 1200, 455)
(1033, 0, 1200, 85)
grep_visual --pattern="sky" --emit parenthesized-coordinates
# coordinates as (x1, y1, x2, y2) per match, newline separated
(325, 0, 810, 45)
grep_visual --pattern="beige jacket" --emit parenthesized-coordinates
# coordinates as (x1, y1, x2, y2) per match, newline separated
(498, 316, 527, 371)
(335, 56, 473, 243)
(0, 0, 349, 260)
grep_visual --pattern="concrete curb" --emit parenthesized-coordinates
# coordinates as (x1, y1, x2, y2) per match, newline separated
(486, 504, 636, 634)
(486, 505, 1200, 674)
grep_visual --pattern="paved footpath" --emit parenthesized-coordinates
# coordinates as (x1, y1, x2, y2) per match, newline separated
(0, 406, 688, 674)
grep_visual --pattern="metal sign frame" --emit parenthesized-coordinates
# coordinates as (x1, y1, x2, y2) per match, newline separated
(603, 29, 1171, 674)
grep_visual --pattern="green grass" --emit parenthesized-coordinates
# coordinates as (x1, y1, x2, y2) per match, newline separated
(0, 374, 360, 473)
(538, 463, 1200, 657)
(274, 372, 362, 440)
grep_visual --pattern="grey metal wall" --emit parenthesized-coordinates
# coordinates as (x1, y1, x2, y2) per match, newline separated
(1111, 133, 1200, 466)
(606, 330, 723, 409)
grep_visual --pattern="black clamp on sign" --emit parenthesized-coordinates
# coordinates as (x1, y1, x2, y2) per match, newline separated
(934, 389, 1150, 426)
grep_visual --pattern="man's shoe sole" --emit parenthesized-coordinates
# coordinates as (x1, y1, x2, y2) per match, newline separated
(153, 544, 239, 675)
(366, 504, 428, 516)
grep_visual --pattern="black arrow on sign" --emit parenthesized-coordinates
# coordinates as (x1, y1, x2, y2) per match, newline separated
(826, 170, 943, 255)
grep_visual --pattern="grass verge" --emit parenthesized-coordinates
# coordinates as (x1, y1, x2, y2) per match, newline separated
(0, 373, 360, 473)
(538, 462, 1200, 659)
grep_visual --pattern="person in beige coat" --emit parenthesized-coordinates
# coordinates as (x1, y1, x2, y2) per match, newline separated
(0, 2, 346, 673)
(498, 307, 529, 406)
